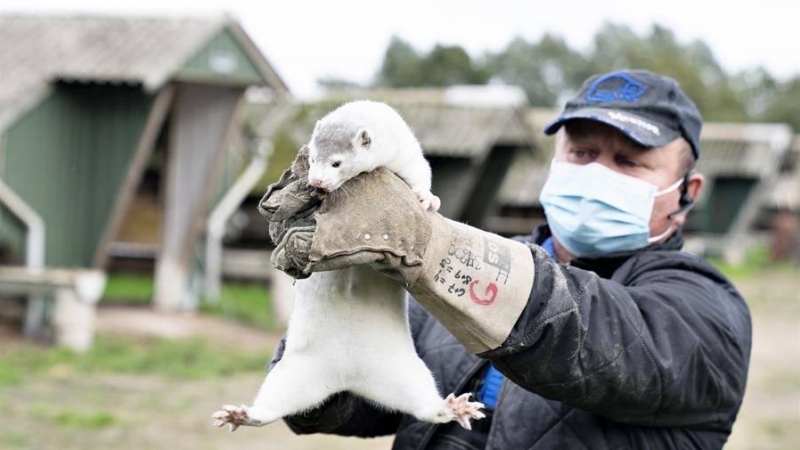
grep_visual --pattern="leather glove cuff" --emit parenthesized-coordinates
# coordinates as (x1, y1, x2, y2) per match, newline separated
(397, 216, 535, 353)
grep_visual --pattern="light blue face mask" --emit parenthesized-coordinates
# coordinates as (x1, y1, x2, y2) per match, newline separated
(539, 160, 684, 258)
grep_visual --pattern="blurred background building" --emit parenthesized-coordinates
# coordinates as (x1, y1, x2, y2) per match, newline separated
(0, 14, 289, 347)
(0, 7, 796, 450)
(0, 12, 798, 349)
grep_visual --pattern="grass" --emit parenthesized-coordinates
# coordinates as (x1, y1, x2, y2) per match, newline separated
(51, 411, 118, 429)
(762, 419, 795, 438)
(102, 273, 154, 305)
(0, 335, 268, 388)
(706, 246, 798, 280)
(102, 274, 275, 330)
(0, 334, 273, 448)
(706, 246, 799, 309)
(0, 252, 795, 450)
(0, 432, 30, 448)
(200, 282, 275, 330)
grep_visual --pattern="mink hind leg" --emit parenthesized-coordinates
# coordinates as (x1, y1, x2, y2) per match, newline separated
(244, 355, 340, 426)
(349, 353, 452, 424)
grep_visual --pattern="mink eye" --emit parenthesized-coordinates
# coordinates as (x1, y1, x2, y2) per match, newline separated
(331, 161, 341, 168)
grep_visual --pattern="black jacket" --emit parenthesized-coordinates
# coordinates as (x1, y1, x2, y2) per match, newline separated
(276, 226, 752, 449)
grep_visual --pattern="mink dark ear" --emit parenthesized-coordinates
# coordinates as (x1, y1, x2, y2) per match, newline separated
(355, 129, 371, 149)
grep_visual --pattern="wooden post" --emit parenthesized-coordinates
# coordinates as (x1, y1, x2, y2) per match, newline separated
(52, 287, 96, 352)
(154, 83, 244, 311)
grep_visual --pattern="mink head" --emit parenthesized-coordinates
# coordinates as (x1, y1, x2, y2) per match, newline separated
(307, 119, 373, 192)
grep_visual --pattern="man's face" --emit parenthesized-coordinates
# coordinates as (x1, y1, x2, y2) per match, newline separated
(551, 119, 703, 258)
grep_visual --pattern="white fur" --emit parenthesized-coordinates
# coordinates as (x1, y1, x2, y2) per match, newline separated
(212, 266, 484, 430)
(212, 103, 482, 433)
(246, 267, 450, 424)
(307, 100, 440, 211)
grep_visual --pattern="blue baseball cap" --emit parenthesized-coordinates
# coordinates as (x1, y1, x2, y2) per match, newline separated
(544, 70, 703, 159)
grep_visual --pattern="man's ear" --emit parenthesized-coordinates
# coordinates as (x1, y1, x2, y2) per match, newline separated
(687, 172, 704, 203)
(671, 172, 705, 225)
(354, 129, 371, 150)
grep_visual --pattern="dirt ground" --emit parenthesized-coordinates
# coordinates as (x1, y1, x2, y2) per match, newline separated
(1, 307, 393, 450)
(1, 271, 798, 450)
(723, 274, 800, 450)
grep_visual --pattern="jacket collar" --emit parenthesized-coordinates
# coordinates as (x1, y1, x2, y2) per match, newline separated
(529, 224, 685, 279)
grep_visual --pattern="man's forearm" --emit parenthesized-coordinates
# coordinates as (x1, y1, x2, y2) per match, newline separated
(481, 251, 750, 427)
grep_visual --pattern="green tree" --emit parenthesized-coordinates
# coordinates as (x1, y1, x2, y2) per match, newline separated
(376, 37, 490, 87)
(420, 44, 491, 86)
(376, 36, 425, 87)
(317, 76, 364, 91)
(758, 76, 800, 130)
(733, 67, 781, 117)
(367, 24, 796, 131)
(734, 68, 800, 129)
(486, 34, 593, 106)
(586, 23, 747, 121)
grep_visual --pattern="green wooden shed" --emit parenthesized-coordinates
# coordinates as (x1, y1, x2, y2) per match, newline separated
(0, 14, 289, 310)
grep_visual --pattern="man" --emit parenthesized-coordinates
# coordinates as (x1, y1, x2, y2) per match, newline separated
(263, 70, 752, 449)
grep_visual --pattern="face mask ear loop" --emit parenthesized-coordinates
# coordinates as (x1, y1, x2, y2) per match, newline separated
(647, 225, 675, 244)
(655, 177, 684, 197)
(666, 171, 695, 220)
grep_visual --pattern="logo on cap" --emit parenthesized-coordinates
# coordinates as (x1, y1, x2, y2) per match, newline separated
(585, 73, 645, 103)
(607, 111, 661, 136)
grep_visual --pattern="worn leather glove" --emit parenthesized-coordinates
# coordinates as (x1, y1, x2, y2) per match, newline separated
(258, 146, 322, 279)
(260, 150, 536, 354)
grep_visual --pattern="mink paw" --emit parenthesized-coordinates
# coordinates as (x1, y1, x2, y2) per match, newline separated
(440, 393, 486, 430)
(415, 189, 441, 212)
(212, 404, 266, 432)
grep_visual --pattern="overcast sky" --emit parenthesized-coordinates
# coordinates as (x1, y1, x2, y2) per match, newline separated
(2, 0, 799, 98)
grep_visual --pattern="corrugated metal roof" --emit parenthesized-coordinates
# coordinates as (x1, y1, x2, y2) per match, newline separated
(771, 134, 800, 210)
(771, 174, 800, 210)
(496, 108, 558, 207)
(0, 14, 288, 132)
(401, 104, 517, 158)
(249, 93, 535, 159)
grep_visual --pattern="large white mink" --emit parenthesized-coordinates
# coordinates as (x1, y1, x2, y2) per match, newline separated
(307, 100, 441, 211)
(212, 102, 483, 433)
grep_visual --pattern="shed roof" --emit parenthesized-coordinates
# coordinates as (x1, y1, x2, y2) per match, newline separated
(249, 86, 535, 159)
(770, 134, 800, 211)
(793, 134, 800, 152)
(496, 108, 559, 207)
(0, 14, 288, 132)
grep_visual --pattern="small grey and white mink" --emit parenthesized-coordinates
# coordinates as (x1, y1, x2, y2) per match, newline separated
(212, 101, 483, 432)
(306, 100, 441, 211)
